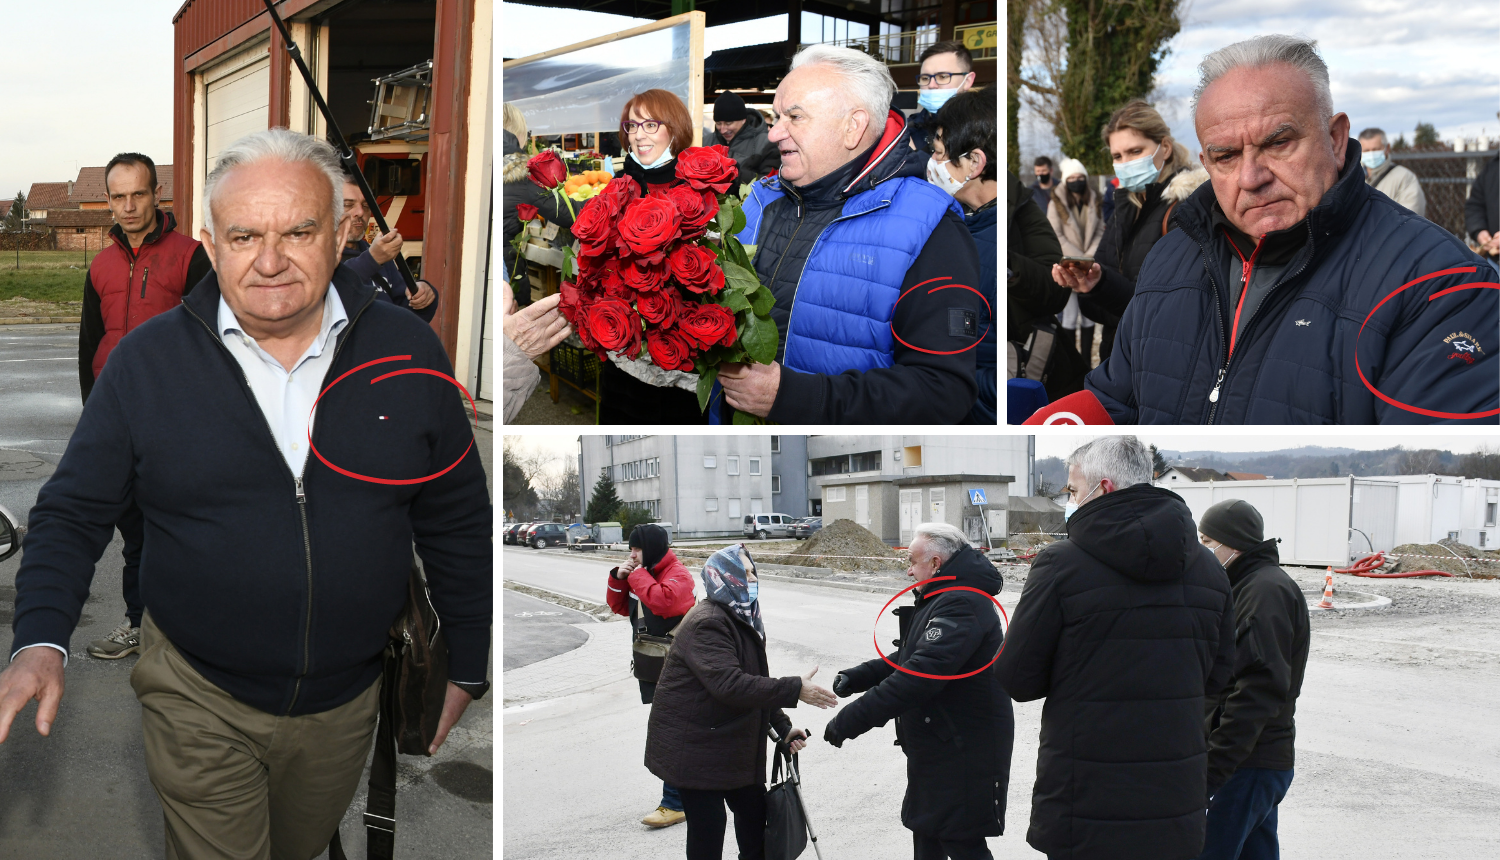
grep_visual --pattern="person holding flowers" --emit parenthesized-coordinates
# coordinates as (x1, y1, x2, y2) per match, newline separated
(501, 103, 577, 248)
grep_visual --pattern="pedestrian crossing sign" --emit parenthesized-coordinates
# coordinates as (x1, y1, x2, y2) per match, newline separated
(968, 489, 987, 505)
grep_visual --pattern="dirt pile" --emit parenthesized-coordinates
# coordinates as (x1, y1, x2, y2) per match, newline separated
(763, 519, 902, 572)
(1387, 543, 1498, 579)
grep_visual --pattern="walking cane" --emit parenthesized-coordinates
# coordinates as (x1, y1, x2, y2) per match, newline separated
(769, 727, 826, 860)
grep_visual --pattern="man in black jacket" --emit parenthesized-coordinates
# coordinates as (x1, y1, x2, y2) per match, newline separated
(339, 172, 439, 322)
(1466, 151, 1499, 273)
(1196, 500, 1310, 860)
(710, 92, 779, 182)
(0, 129, 491, 856)
(824, 523, 1013, 860)
(995, 436, 1236, 860)
(1006, 171, 1078, 399)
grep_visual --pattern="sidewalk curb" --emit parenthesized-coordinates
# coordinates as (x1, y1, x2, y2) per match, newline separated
(502, 579, 619, 621)
(0, 316, 81, 325)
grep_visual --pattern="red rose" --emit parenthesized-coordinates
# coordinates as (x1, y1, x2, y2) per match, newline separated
(596, 174, 640, 215)
(620, 257, 667, 293)
(516, 203, 539, 222)
(646, 328, 696, 372)
(574, 250, 609, 286)
(678, 302, 738, 350)
(618, 196, 682, 260)
(675, 145, 739, 193)
(527, 151, 567, 189)
(664, 185, 720, 237)
(667, 244, 725, 295)
(636, 287, 682, 327)
(601, 270, 634, 303)
(570, 197, 615, 256)
(584, 298, 642, 359)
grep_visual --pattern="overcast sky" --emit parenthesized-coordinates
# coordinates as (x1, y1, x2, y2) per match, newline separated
(1021, 0, 1499, 168)
(3, 2, 179, 200)
(1033, 433, 1500, 460)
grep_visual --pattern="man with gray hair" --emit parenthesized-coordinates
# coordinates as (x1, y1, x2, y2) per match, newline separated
(714, 43, 985, 425)
(1085, 34, 1496, 423)
(0, 128, 492, 856)
(824, 521, 1013, 859)
(996, 435, 1236, 859)
(1357, 127, 1425, 217)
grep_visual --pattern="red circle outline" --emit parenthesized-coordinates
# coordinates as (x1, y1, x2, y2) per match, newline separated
(890, 277, 993, 355)
(1353, 267, 1500, 420)
(307, 355, 481, 485)
(871, 576, 1009, 680)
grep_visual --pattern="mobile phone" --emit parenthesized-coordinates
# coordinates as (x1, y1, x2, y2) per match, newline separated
(1060, 256, 1094, 268)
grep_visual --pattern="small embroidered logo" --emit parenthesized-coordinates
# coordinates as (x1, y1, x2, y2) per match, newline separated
(925, 626, 943, 641)
(1444, 332, 1483, 364)
(1295, 319, 1311, 327)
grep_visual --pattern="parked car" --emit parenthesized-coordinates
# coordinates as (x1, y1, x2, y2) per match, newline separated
(791, 517, 823, 540)
(505, 522, 531, 545)
(527, 522, 568, 548)
(742, 513, 797, 540)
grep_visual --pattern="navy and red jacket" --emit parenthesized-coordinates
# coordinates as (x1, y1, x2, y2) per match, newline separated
(78, 209, 212, 402)
(13, 265, 492, 716)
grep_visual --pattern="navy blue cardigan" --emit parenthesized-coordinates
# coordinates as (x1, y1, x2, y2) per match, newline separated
(11, 267, 491, 716)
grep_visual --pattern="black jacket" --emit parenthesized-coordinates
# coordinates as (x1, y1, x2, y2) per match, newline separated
(753, 119, 984, 425)
(501, 130, 577, 248)
(339, 239, 438, 323)
(1466, 154, 1499, 248)
(829, 546, 1013, 841)
(995, 485, 1236, 860)
(12, 266, 492, 716)
(1205, 539, 1310, 795)
(1006, 171, 1065, 343)
(711, 110, 779, 182)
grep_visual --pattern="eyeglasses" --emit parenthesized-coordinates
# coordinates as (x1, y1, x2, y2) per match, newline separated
(622, 120, 664, 134)
(917, 71, 966, 87)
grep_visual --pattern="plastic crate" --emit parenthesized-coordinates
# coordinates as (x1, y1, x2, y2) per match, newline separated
(549, 342, 600, 389)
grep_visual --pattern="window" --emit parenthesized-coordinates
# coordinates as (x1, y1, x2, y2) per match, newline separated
(1488, 503, 1497, 528)
(706, 498, 719, 512)
(749, 457, 761, 476)
(770, 436, 781, 452)
(728, 456, 739, 476)
(728, 498, 741, 518)
(704, 456, 717, 469)
(772, 475, 781, 494)
(1448, 531, 1460, 541)
(826, 486, 847, 503)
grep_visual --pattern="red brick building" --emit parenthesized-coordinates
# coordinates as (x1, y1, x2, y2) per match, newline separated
(44, 209, 117, 251)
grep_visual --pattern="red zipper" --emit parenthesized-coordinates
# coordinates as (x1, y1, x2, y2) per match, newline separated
(1222, 229, 1265, 359)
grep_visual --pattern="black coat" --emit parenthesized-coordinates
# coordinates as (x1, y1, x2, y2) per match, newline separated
(712, 110, 780, 182)
(645, 601, 799, 790)
(1205, 539, 1310, 795)
(829, 546, 1013, 841)
(1466, 153, 1499, 246)
(994, 485, 1236, 860)
(1007, 171, 1084, 400)
(501, 131, 577, 248)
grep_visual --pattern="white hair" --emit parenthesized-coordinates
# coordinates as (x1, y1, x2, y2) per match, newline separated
(912, 522, 970, 561)
(1066, 436, 1154, 490)
(789, 43, 895, 125)
(1192, 35, 1333, 123)
(203, 128, 345, 238)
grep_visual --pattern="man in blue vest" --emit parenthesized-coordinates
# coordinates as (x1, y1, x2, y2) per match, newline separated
(717, 44, 985, 424)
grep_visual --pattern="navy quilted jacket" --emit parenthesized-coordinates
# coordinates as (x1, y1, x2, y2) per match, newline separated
(1086, 139, 1499, 424)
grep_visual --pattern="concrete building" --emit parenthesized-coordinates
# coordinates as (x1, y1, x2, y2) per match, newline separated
(821, 472, 1012, 547)
(805, 435, 1033, 515)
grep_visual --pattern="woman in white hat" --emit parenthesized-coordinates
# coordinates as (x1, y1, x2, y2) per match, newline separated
(1047, 158, 1103, 365)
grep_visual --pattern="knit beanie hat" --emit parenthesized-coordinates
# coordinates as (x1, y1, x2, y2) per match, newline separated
(714, 92, 748, 123)
(1058, 158, 1088, 181)
(1198, 499, 1264, 551)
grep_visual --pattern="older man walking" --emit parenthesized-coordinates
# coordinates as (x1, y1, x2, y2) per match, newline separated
(1357, 128, 1425, 217)
(0, 129, 491, 858)
(1086, 35, 1497, 423)
(824, 523, 1012, 860)
(715, 44, 985, 424)
(995, 436, 1236, 860)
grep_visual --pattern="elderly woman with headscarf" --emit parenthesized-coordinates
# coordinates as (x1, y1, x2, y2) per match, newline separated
(645, 545, 837, 860)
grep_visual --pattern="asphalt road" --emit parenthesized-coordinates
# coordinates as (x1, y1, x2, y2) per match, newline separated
(504, 590, 593, 671)
(0, 323, 495, 858)
(502, 546, 1500, 859)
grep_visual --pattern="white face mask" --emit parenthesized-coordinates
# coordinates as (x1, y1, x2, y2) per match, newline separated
(630, 147, 674, 170)
(1203, 539, 1240, 568)
(1063, 481, 1104, 522)
(927, 155, 970, 196)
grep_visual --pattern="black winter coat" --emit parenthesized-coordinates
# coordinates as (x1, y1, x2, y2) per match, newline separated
(645, 601, 799, 790)
(829, 547, 1013, 841)
(501, 131, 577, 248)
(1205, 539, 1310, 796)
(712, 110, 780, 182)
(995, 485, 1236, 860)
(1465, 154, 1499, 248)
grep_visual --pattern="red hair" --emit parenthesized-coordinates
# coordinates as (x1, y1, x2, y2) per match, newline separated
(617, 89, 694, 156)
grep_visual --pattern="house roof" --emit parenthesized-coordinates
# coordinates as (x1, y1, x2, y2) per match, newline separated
(72, 164, 174, 204)
(0, 200, 11, 218)
(1165, 467, 1233, 482)
(43, 209, 116, 228)
(1225, 472, 1268, 481)
(26, 182, 75, 211)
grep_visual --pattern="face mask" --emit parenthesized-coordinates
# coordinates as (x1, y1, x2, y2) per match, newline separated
(1036, 171, 1052, 185)
(747, 581, 759, 602)
(1063, 481, 1104, 522)
(1361, 149, 1387, 171)
(1204, 540, 1240, 568)
(918, 86, 960, 114)
(927, 156, 969, 196)
(1114, 142, 1162, 192)
(629, 147, 674, 170)
(1066, 178, 1088, 195)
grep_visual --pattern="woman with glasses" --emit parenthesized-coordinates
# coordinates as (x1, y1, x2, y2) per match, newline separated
(595, 88, 721, 423)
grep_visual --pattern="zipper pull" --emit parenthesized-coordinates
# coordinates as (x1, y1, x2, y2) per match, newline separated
(140, 267, 150, 299)
(295, 476, 306, 503)
(1209, 368, 1226, 403)
(1241, 260, 1251, 285)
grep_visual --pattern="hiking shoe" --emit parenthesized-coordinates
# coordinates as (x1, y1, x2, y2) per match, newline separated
(87, 622, 141, 659)
(641, 806, 685, 828)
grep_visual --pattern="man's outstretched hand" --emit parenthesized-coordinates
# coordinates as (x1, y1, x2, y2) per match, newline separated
(0, 647, 65, 744)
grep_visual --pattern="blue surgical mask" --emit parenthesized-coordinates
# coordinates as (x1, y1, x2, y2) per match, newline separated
(747, 581, 759, 602)
(1114, 142, 1163, 192)
(1361, 149, 1387, 171)
(918, 87, 959, 114)
(629, 147, 674, 170)
(1063, 481, 1104, 522)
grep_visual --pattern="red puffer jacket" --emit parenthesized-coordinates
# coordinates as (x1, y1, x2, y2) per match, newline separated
(605, 549, 696, 622)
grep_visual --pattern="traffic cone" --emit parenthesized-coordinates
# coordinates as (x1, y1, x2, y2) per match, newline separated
(1318, 569, 1335, 609)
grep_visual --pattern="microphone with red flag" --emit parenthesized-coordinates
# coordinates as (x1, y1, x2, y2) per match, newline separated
(1022, 390, 1116, 425)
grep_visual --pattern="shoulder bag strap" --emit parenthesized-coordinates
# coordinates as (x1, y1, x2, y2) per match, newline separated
(327, 645, 400, 860)
(1161, 201, 1178, 237)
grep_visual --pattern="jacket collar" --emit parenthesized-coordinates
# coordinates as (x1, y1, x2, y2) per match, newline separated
(1223, 538, 1282, 585)
(775, 109, 920, 208)
(183, 259, 377, 338)
(109, 208, 176, 255)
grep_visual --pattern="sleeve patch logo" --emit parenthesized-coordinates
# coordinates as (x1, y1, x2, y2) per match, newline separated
(925, 626, 943, 641)
(1444, 331, 1483, 364)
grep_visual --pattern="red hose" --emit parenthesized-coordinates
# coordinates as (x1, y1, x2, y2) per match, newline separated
(1349, 569, 1453, 578)
(1335, 552, 1386, 574)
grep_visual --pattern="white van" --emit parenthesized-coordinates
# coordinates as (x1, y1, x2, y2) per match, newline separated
(742, 513, 796, 540)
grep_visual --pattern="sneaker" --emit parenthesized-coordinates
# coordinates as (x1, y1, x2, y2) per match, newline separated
(641, 806, 685, 828)
(87, 622, 141, 659)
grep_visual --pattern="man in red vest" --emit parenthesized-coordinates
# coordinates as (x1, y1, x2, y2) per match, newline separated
(77, 152, 212, 659)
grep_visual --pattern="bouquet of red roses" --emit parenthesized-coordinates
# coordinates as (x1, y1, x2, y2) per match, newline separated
(557, 145, 777, 423)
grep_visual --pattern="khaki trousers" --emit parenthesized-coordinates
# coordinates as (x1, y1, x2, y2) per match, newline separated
(131, 613, 381, 860)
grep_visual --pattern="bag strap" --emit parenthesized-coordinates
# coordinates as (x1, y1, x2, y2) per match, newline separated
(327, 645, 400, 860)
(1161, 201, 1178, 236)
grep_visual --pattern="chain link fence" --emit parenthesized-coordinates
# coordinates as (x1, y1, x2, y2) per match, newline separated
(1389, 149, 1497, 245)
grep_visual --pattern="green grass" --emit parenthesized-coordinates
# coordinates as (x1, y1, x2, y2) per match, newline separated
(0, 267, 87, 303)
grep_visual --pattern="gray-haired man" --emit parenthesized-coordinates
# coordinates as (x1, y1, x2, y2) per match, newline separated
(996, 436, 1236, 860)
(1357, 127, 1426, 217)
(825, 522, 1013, 860)
(0, 128, 492, 857)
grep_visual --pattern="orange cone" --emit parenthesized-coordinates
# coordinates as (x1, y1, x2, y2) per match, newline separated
(1318, 569, 1335, 609)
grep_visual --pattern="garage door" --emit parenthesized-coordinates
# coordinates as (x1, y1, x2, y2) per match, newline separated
(205, 43, 270, 174)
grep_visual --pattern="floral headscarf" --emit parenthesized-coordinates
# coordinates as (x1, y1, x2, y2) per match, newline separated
(701, 544, 764, 639)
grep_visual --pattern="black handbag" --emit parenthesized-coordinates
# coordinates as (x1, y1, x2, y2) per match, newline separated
(764, 747, 810, 860)
(630, 598, 676, 683)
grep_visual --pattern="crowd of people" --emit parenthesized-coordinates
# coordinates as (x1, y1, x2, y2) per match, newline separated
(1009, 34, 1500, 424)
(501, 41, 1000, 424)
(602, 434, 1311, 860)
